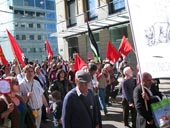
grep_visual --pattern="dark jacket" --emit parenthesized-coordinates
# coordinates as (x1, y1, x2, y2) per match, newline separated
(0, 94, 35, 128)
(62, 88, 99, 128)
(50, 79, 69, 101)
(133, 84, 162, 128)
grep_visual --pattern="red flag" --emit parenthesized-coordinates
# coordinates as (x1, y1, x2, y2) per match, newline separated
(74, 53, 87, 71)
(45, 39, 54, 62)
(6, 30, 25, 67)
(0, 45, 8, 66)
(106, 41, 121, 63)
(119, 36, 132, 56)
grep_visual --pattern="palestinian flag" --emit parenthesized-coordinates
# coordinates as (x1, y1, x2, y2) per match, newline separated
(87, 22, 100, 62)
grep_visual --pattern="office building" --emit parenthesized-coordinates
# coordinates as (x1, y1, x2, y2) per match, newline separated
(53, 0, 136, 67)
(0, 0, 58, 63)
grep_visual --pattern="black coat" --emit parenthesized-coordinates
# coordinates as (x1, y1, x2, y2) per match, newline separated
(133, 84, 162, 128)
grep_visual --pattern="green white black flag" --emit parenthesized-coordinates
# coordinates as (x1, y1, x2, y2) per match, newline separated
(87, 22, 100, 62)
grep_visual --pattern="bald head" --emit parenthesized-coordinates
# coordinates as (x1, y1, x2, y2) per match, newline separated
(142, 72, 153, 88)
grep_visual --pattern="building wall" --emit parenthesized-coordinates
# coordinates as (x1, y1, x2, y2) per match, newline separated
(78, 35, 87, 61)
(55, 0, 137, 69)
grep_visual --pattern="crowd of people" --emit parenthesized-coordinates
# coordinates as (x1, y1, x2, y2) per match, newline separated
(0, 57, 163, 128)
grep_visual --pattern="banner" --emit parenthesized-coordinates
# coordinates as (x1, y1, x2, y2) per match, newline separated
(151, 98, 170, 128)
(127, 0, 170, 78)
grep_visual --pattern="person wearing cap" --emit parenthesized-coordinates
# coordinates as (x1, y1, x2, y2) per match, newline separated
(62, 70, 99, 128)
(121, 67, 136, 128)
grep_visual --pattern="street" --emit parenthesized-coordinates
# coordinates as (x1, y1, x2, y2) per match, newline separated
(41, 78, 170, 128)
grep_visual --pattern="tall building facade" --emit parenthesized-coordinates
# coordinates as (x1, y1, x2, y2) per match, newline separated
(0, 0, 58, 63)
(54, 0, 136, 67)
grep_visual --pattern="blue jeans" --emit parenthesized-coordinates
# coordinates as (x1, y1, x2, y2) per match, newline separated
(98, 88, 107, 113)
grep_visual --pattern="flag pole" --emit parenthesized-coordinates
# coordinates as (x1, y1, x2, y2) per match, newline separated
(127, 1, 148, 111)
(14, 57, 23, 75)
(132, 48, 136, 55)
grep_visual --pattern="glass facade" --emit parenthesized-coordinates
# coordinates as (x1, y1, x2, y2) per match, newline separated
(9, 0, 57, 62)
(110, 26, 127, 48)
(86, 0, 97, 20)
(109, 0, 125, 14)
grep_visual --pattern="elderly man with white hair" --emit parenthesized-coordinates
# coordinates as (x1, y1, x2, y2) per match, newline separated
(121, 66, 137, 128)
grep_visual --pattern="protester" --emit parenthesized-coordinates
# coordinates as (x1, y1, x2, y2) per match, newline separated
(62, 70, 99, 128)
(0, 76, 35, 128)
(34, 65, 49, 122)
(121, 67, 136, 128)
(2, 64, 12, 78)
(67, 62, 76, 88)
(50, 69, 70, 101)
(19, 64, 50, 128)
(11, 59, 21, 75)
(88, 63, 102, 128)
(50, 90, 63, 128)
(97, 67, 108, 115)
(133, 72, 162, 128)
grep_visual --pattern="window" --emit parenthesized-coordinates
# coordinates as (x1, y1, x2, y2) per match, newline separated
(30, 48, 36, 52)
(37, 35, 41, 40)
(110, 26, 127, 48)
(22, 35, 26, 40)
(45, 24, 56, 31)
(66, 0, 76, 27)
(29, 35, 34, 40)
(36, 12, 45, 17)
(46, 12, 56, 20)
(21, 23, 26, 28)
(14, 10, 24, 15)
(16, 35, 20, 40)
(108, 0, 125, 14)
(37, 24, 41, 28)
(46, 0, 55, 10)
(13, 0, 24, 6)
(24, 0, 34, 6)
(22, 48, 27, 53)
(35, 0, 45, 9)
(86, 0, 97, 20)
(25, 11, 35, 16)
(29, 23, 33, 28)
(15, 23, 18, 27)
